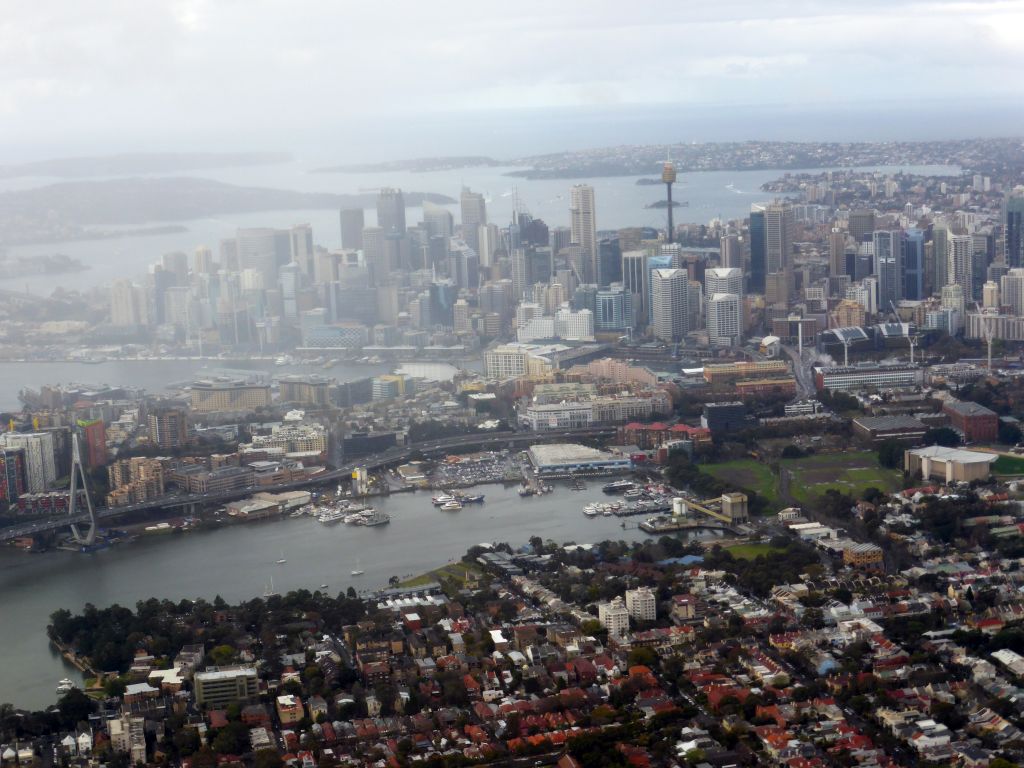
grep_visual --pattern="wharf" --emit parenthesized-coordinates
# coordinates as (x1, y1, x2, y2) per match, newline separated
(638, 516, 738, 535)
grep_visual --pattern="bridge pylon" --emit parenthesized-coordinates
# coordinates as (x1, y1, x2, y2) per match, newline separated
(68, 433, 97, 546)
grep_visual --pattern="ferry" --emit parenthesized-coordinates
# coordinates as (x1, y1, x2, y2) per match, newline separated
(440, 500, 463, 511)
(432, 494, 457, 506)
(318, 508, 347, 524)
(624, 488, 645, 500)
(602, 480, 635, 494)
(518, 486, 535, 497)
(459, 494, 485, 504)
(56, 678, 75, 695)
(359, 509, 390, 526)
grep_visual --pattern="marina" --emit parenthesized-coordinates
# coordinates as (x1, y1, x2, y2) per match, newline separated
(0, 481, 688, 710)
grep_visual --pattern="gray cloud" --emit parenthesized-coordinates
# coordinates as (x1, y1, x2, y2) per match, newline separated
(0, 0, 1021, 152)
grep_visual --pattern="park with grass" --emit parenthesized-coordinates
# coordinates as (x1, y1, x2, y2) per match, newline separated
(701, 450, 902, 509)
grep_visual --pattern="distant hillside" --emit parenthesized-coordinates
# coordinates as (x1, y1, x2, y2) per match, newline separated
(0, 152, 292, 179)
(0, 177, 455, 245)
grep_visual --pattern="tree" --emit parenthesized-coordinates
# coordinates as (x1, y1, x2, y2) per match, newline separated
(104, 677, 127, 698)
(924, 427, 961, 447)
(781, 445, 805, 459)
(1000, 421, 1022, 445)
(627, 646, 657, 668)
(877, 440, 904, 469)
(254, 749, 284, 768)
(57, 689, 94, 727)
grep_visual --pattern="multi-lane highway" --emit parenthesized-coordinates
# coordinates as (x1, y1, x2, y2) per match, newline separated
(0, 428, 616, 542)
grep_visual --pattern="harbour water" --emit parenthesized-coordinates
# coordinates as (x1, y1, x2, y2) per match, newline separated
(0, 482, 713, 710)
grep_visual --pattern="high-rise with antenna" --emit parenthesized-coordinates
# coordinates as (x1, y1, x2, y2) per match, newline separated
(662, 153, 677, 243)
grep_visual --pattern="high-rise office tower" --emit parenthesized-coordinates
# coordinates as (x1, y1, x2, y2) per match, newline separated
(848, 209, 876, 243)
(650, 268, 688, 343)
(1006, 190, 1024, 268)
(1001, 268, 1024, 315)
(748, 206, 767, 293)
(237, 227, 279, 287)
(983, 280, 1000, 309)
(903, 229, 925, 300)
(376, 188, 406, 235)
(720, 233, 741, 269)
(550, 226, 572, 257)
(662, 159, 677, 243)
(478, 223, 499, 268)
(705, 267, 744, 345)
(765, 202, 793, 275)
(460, 187, 487, 254)
(161, 251, 189, 286)
(0, 432, 56, 492)
(621, 250, 646, 326)
(873, 230, 903, 309)
(570, 185, 597, 283)
(362, 227, 385, 286)
(598, 237, 621, 287)
(110, 279, 147, 327)
(948, 234, 975, 304)
(707, 293, 742, 348)
(340, 208, 365, 250)
(932, 221, 950, 293)
(194, 246, 215, 275)
(828, 229, 847, 278)
(290, 224, 314, 278)
(423, 201, 454, 240)
(595, 284, 632, 330)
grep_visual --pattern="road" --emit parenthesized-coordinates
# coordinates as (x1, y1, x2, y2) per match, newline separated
(0, 427, 616, 542)
(780, 342, 817, 397)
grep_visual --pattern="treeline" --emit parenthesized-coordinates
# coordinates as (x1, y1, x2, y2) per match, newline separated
(703, 538, 821, 597)
(49, 590, 366, 673)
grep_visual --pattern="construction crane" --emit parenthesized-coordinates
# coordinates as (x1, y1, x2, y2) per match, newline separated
(975, 302, 996, 370)
(889, 300, 919, 365)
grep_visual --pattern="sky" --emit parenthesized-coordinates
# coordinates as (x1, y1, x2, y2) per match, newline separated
(1, 0, 1023, 159)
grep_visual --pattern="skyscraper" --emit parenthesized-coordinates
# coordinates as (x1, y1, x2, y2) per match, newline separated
(873, 230, 903, 309)
(290, 224, 314, 277)
(932, 221, 950, 292)
(748, 206, 767, 293)
(598, 237, 622, 287)
(705, 266, 744, 344)
(376, 188, 406, 235)
(339, 208, 365, 250)
(662, 159, 677, 243)
(236, 227, 279, 287)
(621, 250, 646, 326)
(1005, 189, 1024, 268)
(460, 187, 487, 254)
(903, 229, 925, 300)
(423, 201, 454, 240)
(707, 294, 742, 348)
(828, 229, 847, 278)
(948, 234, 975, 304)
(1001, 268, 1024, 315)
(570, 185, 598, 283)
(362, 227, 385, 286)
(650, 268, 688, 343)
(720, 233, 741, 269)
(765, 201, 794, 275)
(848, 209, 876, 243)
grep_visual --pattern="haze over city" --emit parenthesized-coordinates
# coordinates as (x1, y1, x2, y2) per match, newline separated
(6, 4, 1024, 768)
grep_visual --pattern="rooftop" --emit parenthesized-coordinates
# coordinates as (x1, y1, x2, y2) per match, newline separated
(944, 399, 997, 417)
(907, 445, 998, 464)
(528, 443, 618, 465)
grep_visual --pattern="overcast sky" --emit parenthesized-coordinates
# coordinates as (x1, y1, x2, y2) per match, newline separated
(2, 0, 1023, 156)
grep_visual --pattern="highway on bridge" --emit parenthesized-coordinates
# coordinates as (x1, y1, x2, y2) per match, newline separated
(0, 428, 616, 542)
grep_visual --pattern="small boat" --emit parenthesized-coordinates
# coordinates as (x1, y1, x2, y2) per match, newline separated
(264, 577, 279, 598)
(583, 505, 599, 517)
(441, 500, 463, 511)
(518, 486, 534, 497)
(603, 507, 613, 516)
(319, 584, 329, 589)
(56, 678, 75, 695)
(359, 509, 391, 526)
(432, 494, 456, 506)
(276, 550, 287, 565)
(351, 559, 364, 576)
